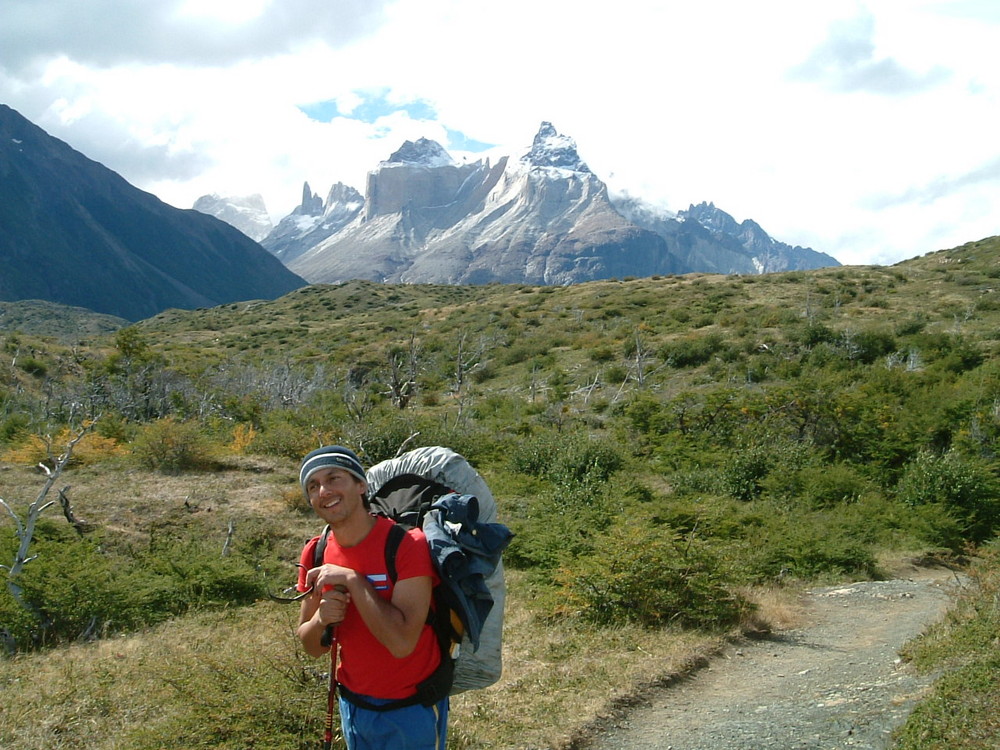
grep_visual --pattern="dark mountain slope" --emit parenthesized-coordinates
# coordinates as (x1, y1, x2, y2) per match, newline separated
(0, 104, 305, 321)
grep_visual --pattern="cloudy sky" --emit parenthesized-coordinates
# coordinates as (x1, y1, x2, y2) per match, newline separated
(1, 0, 997, 266)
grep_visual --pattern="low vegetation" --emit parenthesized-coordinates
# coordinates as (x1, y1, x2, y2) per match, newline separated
(893, 540, 1000, 749)
(2, 236, 1000, 747)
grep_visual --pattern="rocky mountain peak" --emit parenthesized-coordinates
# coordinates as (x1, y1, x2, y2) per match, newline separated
(676, 201, 839, 273)
(681, 201, 740, 234)
(324, 181, 364, 207)
(682, 201, 772, 250)
(385, 137, 455, 168)
(192, 193, 274, 242)
(523, 121, 590, 173)
(295, 182, 324, 216)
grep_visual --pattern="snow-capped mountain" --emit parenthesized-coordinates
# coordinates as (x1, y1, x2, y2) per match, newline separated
(263, 181, 364, 263)
(192, 193, 273, 242)
(258, 122, 838, 285)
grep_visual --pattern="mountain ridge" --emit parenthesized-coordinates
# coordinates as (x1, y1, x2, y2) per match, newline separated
(239, 122, 838, 285)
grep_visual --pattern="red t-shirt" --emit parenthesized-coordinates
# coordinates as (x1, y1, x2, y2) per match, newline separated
(298, 515, 441, 699)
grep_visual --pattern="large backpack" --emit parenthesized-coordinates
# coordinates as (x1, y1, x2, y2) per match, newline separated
(313, 446, 511, 705)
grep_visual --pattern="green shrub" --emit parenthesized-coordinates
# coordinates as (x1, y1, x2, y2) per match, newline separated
(734, 508, 880, 582)
(504, 477, 623, 570)
(894, 314, 928, 336)
(2, 527, 269, 651)
(720, 435, 813, 503)
(795, 322, 836, 347)
(845, 329, 897, 364)
(0, 412, 31, 445)
(894, 543, 1000, 748)
(589, 345, 616, 363)
(508, 432, 623, 485)
(764, 462, 874, 508)
(130, 418, 216, 473)
(16, 357, 47, 378)
(251, 413, 316, 460)
(721, 442, 773, 501)
(895, 450, 1000, 544)
(659, 332, 728, 368)
(554, 518, 750, 630)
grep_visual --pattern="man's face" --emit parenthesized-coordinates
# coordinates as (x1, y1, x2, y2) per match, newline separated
(305, 467, 367, 526)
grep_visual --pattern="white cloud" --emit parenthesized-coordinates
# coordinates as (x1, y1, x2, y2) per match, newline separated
(1, 0, 997, 265)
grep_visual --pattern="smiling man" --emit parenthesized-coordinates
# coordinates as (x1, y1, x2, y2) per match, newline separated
(295, 445, 447, 749)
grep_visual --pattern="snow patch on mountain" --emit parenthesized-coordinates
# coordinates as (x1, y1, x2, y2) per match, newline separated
(521, 121, 590, 173)
(383, 137, 456, 168)
(192, 193, 274, 242)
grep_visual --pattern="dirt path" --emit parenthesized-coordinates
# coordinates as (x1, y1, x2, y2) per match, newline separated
(580, 565, 962, 750)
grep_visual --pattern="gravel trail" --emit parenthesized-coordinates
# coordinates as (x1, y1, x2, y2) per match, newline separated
(581, 565, 961, 750)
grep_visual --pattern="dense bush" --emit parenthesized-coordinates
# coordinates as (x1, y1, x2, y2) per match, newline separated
(763, 461, 875, 508)
(130, 418, 216, 473)
(734, 509, 880, 582)
(508, 432, 624, 485)
(1, 427, 124, 467)
(895, 450, 1000, 544)
(658, 332, 728, 368)
(0, 524, 269, 649)
(894, 542, 1000, 748)
(503, 477, 627, 570)
(554, 518, 750, 630)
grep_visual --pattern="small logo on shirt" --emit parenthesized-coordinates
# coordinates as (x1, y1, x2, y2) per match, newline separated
(367, 573, 390, 591)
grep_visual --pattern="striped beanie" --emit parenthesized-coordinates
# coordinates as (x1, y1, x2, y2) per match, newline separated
(299, 445, 367, 497)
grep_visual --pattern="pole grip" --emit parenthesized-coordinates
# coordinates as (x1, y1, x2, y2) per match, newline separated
(320, 585, 348, 648)
(321, 624, 335, 648)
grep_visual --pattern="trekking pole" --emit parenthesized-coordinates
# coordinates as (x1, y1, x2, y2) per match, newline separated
(322, 585, 347, 750)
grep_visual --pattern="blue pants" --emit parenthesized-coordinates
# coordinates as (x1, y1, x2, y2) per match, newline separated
(339, 695, 449, 750)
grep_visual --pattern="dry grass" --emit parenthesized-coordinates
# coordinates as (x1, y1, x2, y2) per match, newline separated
(0, 570, 730, 750)
(738, 585, 805, 633)
(0, 458, 315, 555)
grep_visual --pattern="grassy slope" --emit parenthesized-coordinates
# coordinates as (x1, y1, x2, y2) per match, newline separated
(2, 236, 1000, 747)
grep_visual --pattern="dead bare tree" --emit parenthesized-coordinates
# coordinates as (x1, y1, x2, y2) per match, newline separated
(1, 420, 96, 611)
(394, 431, 421, 457)
(452, 329, 501, 422)
(452, 330, 477, 398)
(58, 486, 92, 536)
(382, 334, 422, 409)
(572, 371, 604, 404)
(627, 330, 657, 388)
(221, 519, 235, 558)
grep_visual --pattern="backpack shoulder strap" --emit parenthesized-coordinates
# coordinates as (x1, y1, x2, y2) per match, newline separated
(312, 525, 331, 568)
(384, 522, 406, 584)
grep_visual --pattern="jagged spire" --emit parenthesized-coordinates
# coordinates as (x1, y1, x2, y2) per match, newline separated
(296, 182, 323, 216)
(524, 122, 590, 173)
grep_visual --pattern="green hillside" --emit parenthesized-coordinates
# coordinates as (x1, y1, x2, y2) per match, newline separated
(1, 236, 999, 748)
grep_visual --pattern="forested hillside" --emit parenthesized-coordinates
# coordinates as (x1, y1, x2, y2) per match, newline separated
(1, 236, 999, 748)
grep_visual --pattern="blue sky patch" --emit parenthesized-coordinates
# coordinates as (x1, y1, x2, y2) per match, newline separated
(299, 91, 436, 124)
(444, 128, 494, 152)
(299, 92, 494, 153)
